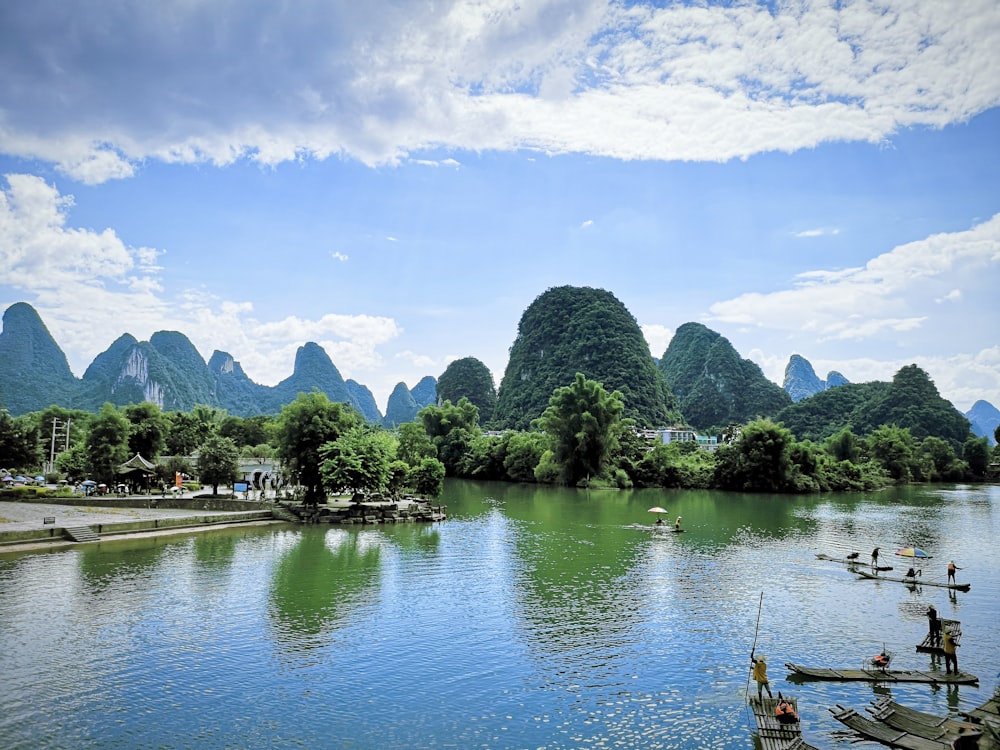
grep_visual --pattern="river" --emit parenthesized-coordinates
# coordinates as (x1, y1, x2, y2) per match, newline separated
(1, 481, 997, 749)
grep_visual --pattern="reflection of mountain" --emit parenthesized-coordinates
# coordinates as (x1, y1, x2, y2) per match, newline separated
(267, 528, 382, 649)
(493, 483, 649, 678)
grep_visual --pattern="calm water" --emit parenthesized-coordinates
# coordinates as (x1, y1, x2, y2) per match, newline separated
(1, 482, 998, 750)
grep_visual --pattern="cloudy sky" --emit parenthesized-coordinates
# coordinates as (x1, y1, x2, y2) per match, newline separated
(1, 0, 999, 415)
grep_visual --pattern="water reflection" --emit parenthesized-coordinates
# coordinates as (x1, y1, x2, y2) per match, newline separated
(267, 528, 382, 650)
(0, 482, 996, 750)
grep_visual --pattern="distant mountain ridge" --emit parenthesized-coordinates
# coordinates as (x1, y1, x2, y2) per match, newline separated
(966, 400, 1000, 445)
(0, 302, 406, 422)
(782, 354, 849, 402)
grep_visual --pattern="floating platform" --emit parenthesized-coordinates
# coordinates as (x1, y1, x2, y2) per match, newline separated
(916, 618, 961, 654)
(867, 696, 983, 742)
(816, 553, 892, 571)
(785, 662, 979, 685)
(829, 703, 982, 750)
(748, 695, 819, 750)
(856, 568, 971, 592)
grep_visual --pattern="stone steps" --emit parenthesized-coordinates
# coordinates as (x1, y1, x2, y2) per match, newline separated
(63, 526, 101, 543)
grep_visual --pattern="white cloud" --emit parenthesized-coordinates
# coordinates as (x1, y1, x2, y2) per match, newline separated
(0, 176, 404, 391)
(641, 323, 673, 358)
(332, 251, 349, 262)
(794, 228, 840, 238)
(709, 214, 1000, 342)
(580, 219, 594, 229)
(2, 1, 998, 182)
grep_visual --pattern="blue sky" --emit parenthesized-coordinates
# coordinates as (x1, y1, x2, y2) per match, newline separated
(1, 0, 998, 414)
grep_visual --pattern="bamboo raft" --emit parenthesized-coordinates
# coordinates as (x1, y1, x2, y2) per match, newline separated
(916, 618, 961, 654)
(748, 695, 819, 750)
(829, 704, 983, 750)
(856, 568, 972, 592)
(816, 553, 893, 571)
(867, 697, 984, 743)
(786, 662, 979, 685)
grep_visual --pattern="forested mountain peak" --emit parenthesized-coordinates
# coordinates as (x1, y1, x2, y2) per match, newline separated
(494, 286, 680, 429)
(658, 322, 791, 431)
(437, 356, 497, 424)
(0, 301, 77, 414)
(775, 364, 970, 449)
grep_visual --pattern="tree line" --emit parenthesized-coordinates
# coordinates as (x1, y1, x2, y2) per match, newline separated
(2, 372, 996, 503)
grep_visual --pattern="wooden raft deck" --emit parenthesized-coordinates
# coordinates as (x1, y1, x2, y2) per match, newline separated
(749, 696, 819, 750)
(867, 697, 983, 743)
(830, 704, 983, 750)
(916, 618, 961, 654)
(786, 662, 979, 685)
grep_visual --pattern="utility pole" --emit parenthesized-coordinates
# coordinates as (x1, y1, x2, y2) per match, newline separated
(48, 417, 71, 474)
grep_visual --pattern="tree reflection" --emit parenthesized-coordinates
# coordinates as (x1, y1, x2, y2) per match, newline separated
(267, 528, 382, 650)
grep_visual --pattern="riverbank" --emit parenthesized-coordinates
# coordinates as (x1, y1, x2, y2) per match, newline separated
(0, 497, 283, 553)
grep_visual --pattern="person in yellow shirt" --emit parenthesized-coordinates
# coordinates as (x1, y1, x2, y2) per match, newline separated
(751, 652, 773, 700)
(943, 628, 959, 674)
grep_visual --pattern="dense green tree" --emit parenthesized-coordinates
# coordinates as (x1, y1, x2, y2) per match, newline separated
(0, 409, 40, 469)
(55, 443, 89, 482)
(866, 424, 918, 482)
(776, 382, 890, 443)
(28, 406, 89, 464)
(920, 437, 960, 481)
(395, 421, 437, 467)
(157, 455, 195, 489)
(503, 432, 550, 482)
(123, 402, 168, 459)
(458, 433, 509, 480)
(197, 434, 240, 495)
(274, 392, 359, 505)
(407, 457, 446, 497)
(219, 414, 273, 447)
(714, 419, 795, 492)
(437, 357, 498, 424)
(535, 373, 625, 486)
(319, 426, 395, 499)
(85, 403, 131, 484)
(494, 286, 680, 429)
(165, 411, 209, 455)
(823, 428, 861, 463)
(419, 398, 480, 475)
(386, 460, 410, 498)
(962, 436, 990, 478)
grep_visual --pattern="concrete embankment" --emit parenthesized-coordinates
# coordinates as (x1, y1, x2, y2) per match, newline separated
(0, 496, 281, 551)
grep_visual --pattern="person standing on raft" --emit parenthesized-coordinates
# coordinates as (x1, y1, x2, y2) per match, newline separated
(947, 560, 962, 584)
(674, 516, 682, 531)
(750, 652, 773, 700)
(943, 628, 960, 674)
(927, 605, 941, 647)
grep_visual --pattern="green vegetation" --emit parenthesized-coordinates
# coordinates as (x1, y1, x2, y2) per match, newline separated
(535, 373, 625, 486)
(775, 364, 970, 451)
(657, 322, 791, 431)
(436, 357, 497, 424)
(197, 434, 240, 495)
(494, 286, 681, 429)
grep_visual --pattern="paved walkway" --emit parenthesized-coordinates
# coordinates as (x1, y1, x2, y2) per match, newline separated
(0, 498, 261, 533)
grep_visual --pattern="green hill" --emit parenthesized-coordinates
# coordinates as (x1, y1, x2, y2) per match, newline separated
(657, 322, 791, 431)
(494, 286, 680, 429)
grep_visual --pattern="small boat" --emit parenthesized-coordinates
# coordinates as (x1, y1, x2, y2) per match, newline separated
(785, 662, 979, 685)
(816, 553, 892, 571)
(829, 703, 981, 750)
(867, 696, 983, 741)
(916, 618, 960, 654)
(748, 694, 819, 750)
(855, 568, 971, 592)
